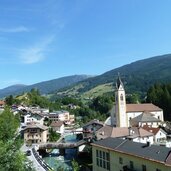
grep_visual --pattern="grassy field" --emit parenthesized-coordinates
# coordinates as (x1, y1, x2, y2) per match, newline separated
(81, 83, 114, 100)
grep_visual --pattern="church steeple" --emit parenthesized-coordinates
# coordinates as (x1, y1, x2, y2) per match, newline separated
(115, 74, 127, 127)
(116, 73, 124, 90)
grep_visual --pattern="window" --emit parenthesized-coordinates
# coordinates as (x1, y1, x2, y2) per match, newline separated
(96, 149, 110, 170)
(119, 157, 123, 164)
(100, 151, 102, 158)
(30, 129, 37, 133)
(120, 94, 124, 101)
(130, 161, 134, 169)
(103, 151, 105, 159)
(142, 165, 146, 171)
(96, 150, 99, 157)
(106, 152, 109, 161)
(96, 158, 99, 166)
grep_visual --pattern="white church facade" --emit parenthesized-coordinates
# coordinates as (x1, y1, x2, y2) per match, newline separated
(111, 76, 164, 128)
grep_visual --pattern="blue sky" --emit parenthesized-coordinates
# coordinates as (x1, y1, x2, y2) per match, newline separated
(0, 0, 171, 89)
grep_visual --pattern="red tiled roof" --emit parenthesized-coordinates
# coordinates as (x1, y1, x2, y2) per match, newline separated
(0, 100, 5, 105)
(143, 125, 161, 135)
(126, 103, 162, 112)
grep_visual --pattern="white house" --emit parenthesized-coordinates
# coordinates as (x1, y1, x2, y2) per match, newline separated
(143, 125, 167, 144)
(23, 113, 44, 125)
(50, 121, 64, 134)
(49, 110, 70, 122)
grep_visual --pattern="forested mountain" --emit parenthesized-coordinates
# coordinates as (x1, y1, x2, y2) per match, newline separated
(0, 84, 27, 97)
(0, 75, 91, 98)
(55, 54, 171, 99)
(1, 54, 171, 99)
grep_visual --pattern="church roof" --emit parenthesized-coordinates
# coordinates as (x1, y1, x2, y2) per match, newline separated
(130, 111, 161, 123)
(126, 103, 162, 112)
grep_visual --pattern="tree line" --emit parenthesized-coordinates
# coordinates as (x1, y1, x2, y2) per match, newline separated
(146, 83, 171, 121)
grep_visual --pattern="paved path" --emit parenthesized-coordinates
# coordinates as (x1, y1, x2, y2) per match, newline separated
(21, 144, 46, 171)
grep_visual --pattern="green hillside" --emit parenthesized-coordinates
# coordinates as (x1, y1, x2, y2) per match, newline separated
(55, 54, 171, 99)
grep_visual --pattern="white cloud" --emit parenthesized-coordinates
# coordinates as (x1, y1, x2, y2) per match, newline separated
(19, 47, 45, 64)
(0, 26, 30, 33)
(19, 35, 54, 64)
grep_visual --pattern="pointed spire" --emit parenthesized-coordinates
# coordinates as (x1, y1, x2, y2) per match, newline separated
(116, 73, 124, 89)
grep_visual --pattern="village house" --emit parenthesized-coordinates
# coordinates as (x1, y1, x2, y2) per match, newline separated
(142, 125, 169, 146)
(22, 112, 44, 125)
(48, 110, 70, 122)
(0, 100, 5, 108)
(92, 137, 171, 171)
(96, 125, 154, 144)
(82, 119, 104, 140)
(28, 106, 49, 115)
(23, 123, 48, 144)
(130, 111, 162, 128)
(50, 121, 64, 134)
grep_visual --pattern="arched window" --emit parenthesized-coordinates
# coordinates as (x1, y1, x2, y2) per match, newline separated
(120, 94, 123, 101)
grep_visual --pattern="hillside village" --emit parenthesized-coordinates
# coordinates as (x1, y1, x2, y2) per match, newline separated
(1, 76, 171, 171)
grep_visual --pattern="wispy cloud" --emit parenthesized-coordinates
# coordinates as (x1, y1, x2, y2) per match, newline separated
(19, 35, 54, 64)
(0, 26, 30, 33)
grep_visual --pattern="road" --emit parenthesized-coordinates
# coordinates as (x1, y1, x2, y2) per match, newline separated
(21, 144, 46, 171)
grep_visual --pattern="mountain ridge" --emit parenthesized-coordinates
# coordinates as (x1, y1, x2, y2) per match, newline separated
(55, 54, 171, 99)
(1, 54, 171, 99)
(0, 75, 92, 98)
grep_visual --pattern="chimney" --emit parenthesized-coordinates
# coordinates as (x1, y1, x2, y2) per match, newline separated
(146, 141, 151, 147)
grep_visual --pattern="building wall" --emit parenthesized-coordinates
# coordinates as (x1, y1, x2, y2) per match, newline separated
(127, 111, 163, 127)
(24, 128, 48, 144)
(155, 130, 167, 143)
(49, 112, 70, 122)
(133, 136, 154, 144)
(92, 146, 171, 171)
(52, 125, 64, 134)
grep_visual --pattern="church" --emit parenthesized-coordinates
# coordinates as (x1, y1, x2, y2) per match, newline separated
(110, 76, 164, 128)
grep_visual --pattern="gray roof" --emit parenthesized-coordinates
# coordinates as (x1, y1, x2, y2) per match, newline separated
(92, 137, 171, 165)
(96, 126, 153, 140)
(49, 110, 69, 115)
(24, 124, 48, 131)
(83, 119, 104, 128)
(131, 111, 161, 123)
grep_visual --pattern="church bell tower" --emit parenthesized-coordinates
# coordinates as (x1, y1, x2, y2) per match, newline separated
(115, 75, 127, 127)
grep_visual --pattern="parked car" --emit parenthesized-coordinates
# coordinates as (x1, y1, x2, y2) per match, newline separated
(25, 150, 31, 156)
